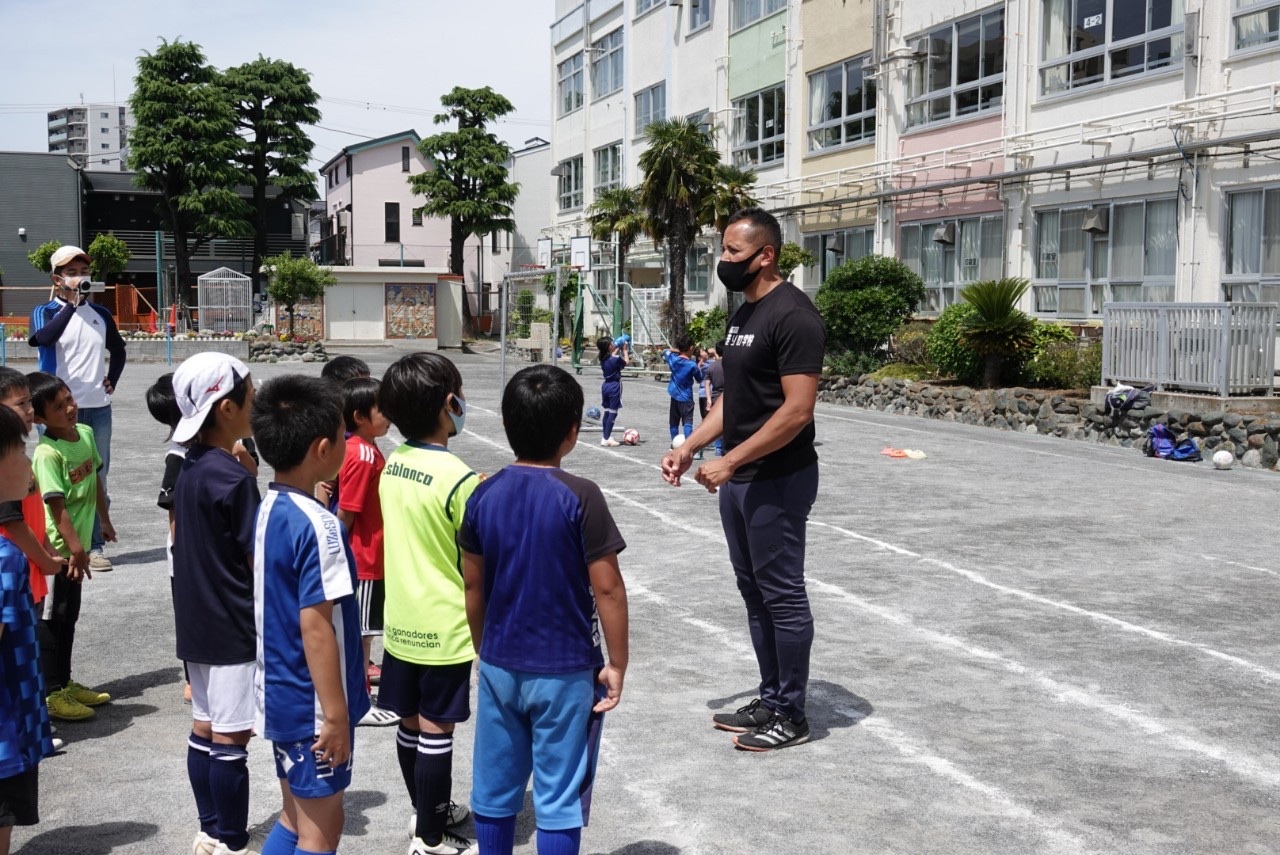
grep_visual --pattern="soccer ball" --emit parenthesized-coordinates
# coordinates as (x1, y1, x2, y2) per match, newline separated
(622, 428, 639, 445)
(670, 433, 685, 450)
(586, 406, 602, 422)
(1212, 449, 1235, 470)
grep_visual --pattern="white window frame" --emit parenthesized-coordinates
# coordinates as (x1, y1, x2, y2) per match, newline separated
(593, 142, 623, 194)
(906, 7, 1004, 129)
(558, 53, 584, 117)
(807, 53, 876, 154)
(1031, 198, 1177, 318)
(635, 83, 666, 136)
(900, 215, 1005, 314)
(689, 0, 712, 32)
(732, 84, 786, 168)
(591, 29, 624, 100)
(1039, 0, 1184, 96)
(1232, 0, 1280, 52)
(731, 0, 786, 32)
(636, 0, 662, 16)
(802, 228, 875, 286)
(687, 245, 711, 294)
(557, 156, 584, 211)
(1223, 186, 1280, 307)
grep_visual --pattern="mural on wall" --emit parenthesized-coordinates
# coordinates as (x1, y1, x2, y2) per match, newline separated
(276, 297, 324, 339)
(385, 283, 436, 339)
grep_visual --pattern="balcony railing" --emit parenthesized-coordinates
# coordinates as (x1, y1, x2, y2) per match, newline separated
(87, 229, 308, 263)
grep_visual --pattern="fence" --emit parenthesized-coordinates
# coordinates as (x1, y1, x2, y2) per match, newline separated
(1101, 302, 1277, 397)
(498, 267, 564, 386)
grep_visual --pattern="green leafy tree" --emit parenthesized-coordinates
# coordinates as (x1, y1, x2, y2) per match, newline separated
(410, 86, 519, 336)
(815, 254, 926, 361)
(587, 186, 648, 287)
(701, 164, 759, 233)
(638, 118, 723, 340)
(224, 56, 321, 295)
(262, 251, 335, 336)
(925, 302, 982, 384)
(27, 240, 61, 276)
(87, 233, 132, 283)
(959, 278, 1037, 388)
(777, 242, 816, 280)
(128, 39, 250, 308)
(687, 305, 728, 347)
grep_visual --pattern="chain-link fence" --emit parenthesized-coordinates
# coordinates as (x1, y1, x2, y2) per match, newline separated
(499, 267, 565, 386)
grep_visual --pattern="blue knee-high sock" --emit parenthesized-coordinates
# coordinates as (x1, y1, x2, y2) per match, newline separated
(537, 827, 582, 855)
(294, 849, 336, 855)
(209, 743, 251, 851)
(683, 422, 692, 439)
(260, 820, 299, 855)
(187, 732, 218, 838)
(415, 731, 454, 844)
(601, 411, 617, 440)
(670, 423, 678, 440)
(475, 814, 517, 855)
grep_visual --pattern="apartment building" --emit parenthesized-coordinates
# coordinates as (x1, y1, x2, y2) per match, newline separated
(550, 0, 1280, 323)
(47, 104, 132, 171)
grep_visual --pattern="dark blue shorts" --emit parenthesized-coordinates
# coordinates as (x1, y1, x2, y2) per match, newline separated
(376, 654, 473, 723)
(601, 386, 622, 411)
(272, 730, 354, 799)
(0, 766, 38, 828)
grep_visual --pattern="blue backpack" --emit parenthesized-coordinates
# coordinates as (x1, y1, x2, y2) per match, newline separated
(1145, 423, 1202, 461)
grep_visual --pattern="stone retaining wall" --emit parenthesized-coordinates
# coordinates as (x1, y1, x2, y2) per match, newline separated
(819, 376, 1280, 471)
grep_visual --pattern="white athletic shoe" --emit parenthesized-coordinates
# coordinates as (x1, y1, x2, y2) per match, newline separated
(409, 801, 471, 835)
(600, 438, 620, 447)
(408, 831, 477, 855)
(211, 843, 259, 855)
(192, 832, 219, 855)
(50, 737, 64, 752)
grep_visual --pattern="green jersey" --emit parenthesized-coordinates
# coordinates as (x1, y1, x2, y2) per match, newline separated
(32, 424, 101, 556)
(379, 441, 479, 665)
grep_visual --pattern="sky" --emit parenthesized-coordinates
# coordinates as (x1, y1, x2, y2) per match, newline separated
(0, 0, 554, 173)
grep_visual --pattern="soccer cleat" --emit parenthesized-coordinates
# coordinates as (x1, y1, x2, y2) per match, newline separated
(88, 550, 113, 572)
(47, 689, 94, 721)
(65, 680, 111, 706)
(409, 801, 471, 836)
(211, 839, 262, 855)
(408, 830, 478, 855)
(733, 712, 811, 752)
(50, 737, 65, 752)
(193, 831, 219, 855)
(711, 698, 771, 733)
(600, 438, 620, 447)
(368, 661, 382, 684)
(358, 706, 400, 727)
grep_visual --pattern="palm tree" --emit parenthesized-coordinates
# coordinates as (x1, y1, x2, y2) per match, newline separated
(586, 186, 648, 288)
(638, 118, 723, 340)
(703, 164, 759, 233)
(959, 277, 1038, 388)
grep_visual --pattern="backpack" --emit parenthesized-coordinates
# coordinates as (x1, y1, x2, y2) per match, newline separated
(1144, 423, 1202, 462)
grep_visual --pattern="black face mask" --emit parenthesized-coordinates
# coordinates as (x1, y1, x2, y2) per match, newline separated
(716, 245, 766, 293)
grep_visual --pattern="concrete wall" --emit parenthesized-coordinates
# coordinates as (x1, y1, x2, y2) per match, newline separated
(0, 153, 81, 317)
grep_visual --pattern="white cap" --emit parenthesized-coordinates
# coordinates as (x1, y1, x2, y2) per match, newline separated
(172, 352, 251, 444)
(49, 245, 91, 273)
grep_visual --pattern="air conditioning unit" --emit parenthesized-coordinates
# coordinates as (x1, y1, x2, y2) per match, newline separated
(1081, 208, 1109, 234)
(931, 223, 956, 244)
(910, 38, 930, 59)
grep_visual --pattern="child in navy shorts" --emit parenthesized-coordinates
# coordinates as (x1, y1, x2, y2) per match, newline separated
(595, 337, 629, 447)
(461, 364, 629, 855)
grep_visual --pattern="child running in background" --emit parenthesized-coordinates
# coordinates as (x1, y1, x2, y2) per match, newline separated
(250, 375, 371, 855)
(662, 335, 704, 447)
(376, 353, 478, 855)
(595, 337, 629, 447)
(0, 405, 56, 855)
(28, 372, 114, 723)
(335, 376, 399, 727)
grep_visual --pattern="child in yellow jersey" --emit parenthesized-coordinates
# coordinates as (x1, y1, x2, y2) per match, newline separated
(375, 352, 478, 855)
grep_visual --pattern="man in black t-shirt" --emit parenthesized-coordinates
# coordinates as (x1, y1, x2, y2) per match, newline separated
(662, 207, 825, 752)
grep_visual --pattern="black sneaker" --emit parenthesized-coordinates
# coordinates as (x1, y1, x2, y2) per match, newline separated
(711, 698, 772, 733)
(733, 712, 810, 751)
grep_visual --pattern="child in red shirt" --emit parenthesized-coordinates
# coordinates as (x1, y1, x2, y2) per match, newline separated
(335, 376, 396, 728)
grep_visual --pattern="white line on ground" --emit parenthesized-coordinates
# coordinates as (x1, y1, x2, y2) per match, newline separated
(1201, 554, 1280, 578)
(811, 520, 1280, 684)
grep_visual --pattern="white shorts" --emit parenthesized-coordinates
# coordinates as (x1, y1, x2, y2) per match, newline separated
(188, 662, 256, 733)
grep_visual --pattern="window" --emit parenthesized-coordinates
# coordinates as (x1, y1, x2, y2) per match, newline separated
(690, 0, 712, 31)
(636, 0, 662, 14)
(557, 156, 584, 211)
(1032, 199, 1175, 316)
(1225, 188, 1280, 305)
(558, 53, 584, 116)
(635, 83, 666, 135)
(1234, 0, 1280, 50)
(385, 202, 400, 244)
(100, 111, 109, 119)
(808, 54, 876, 152)
(412, 209, 423, 227)
(907, 8, 1003, 128)
(100, 143, 110, 149)
(492, 231, 501, 253)
(900, 216, 1004, 312)
(402, 146, 411, 172)
(688, 246, 711, 293)
(801, 228, 874, 286)
(100, 127, 109, 134)
(733, 85, 785, 167)
(594, 143, 623, 193)
(732, 0, 786, 31)
(591, 29, 624, 99)
(1041, 0, 1184, 95)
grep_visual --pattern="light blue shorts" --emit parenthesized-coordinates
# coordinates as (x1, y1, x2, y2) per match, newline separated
(271, 732, 354, 799)
(471, 662, 604, 830)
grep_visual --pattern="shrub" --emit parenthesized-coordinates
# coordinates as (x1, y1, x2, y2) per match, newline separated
(688, 305, 728, 347)
(893, 321, 933, 367)
(1024, 334, 1102, 390)
(925, 302, 982, 384)
(824, 349, 883, 378)
(959, 278, 1037, 388)
(777, 242, 816, 279)
(869, 363, 933, 382)
(816, 255, 926, 360)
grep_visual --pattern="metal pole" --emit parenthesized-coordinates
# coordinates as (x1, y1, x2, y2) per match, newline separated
(498, 274, 508, 385)
(1, 324, 6, 367)
(551, 267, 562, 367)
(613, 234, 623, 334)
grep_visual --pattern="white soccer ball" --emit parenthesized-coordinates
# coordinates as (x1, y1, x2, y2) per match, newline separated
(670, 434, 685, 450)
(1212, 449, 1235, 470)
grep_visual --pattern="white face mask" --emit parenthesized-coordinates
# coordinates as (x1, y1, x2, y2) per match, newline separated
(448, 395, 467, 437)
